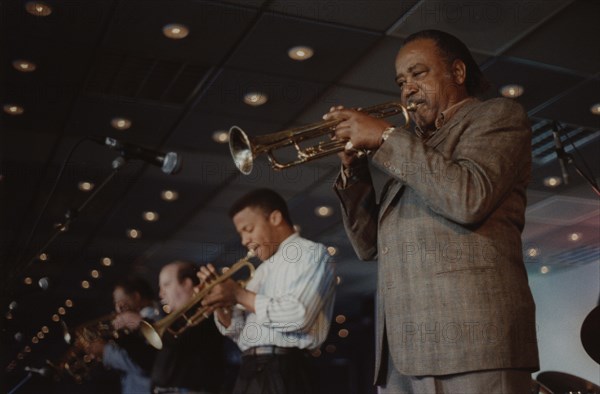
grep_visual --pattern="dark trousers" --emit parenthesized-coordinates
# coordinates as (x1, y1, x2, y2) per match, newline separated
(233, 350, 314, 394)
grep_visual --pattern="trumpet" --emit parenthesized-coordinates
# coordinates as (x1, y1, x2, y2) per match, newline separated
(140, 252, 256, 350)
(52, 314, 127, 382)
(229, 101, 417, 174)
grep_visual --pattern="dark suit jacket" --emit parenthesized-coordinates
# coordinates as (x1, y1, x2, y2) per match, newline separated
(335, 98, 539, 378)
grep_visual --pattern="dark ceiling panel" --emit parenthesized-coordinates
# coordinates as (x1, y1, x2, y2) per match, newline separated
(3, 0, 116, 45)
(534, 78, 600, 129)
(84, 53, 211, 104)
(338, 36, 406, 94)
(482, 58, 584, 114)
(226, 13, 381, 82)
(389, 0, 574, 55)
(63, 97, 181, 147)
(102, 0, 257, 64)
(505, 0, 600, 75)
(267, 0, 419, 31)
(192, 68, 327, 123)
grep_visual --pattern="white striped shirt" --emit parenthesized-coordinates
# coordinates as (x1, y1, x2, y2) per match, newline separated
(215, 233, 336, 351)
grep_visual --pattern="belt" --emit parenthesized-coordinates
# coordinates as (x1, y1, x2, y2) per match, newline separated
(152, 387, 210, 394)
(153, 388, 181, 394)
(241, 346, 299, 357)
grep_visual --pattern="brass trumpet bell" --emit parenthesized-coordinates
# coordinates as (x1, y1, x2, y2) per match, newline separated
(140, 252, 255, 350)
(229, 101, 416, 175)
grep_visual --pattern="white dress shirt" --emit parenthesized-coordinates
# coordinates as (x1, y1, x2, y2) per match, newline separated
(216, 233, 336, 352)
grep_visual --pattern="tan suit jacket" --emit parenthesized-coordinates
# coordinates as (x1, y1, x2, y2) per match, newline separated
(334, 98, 539, 378)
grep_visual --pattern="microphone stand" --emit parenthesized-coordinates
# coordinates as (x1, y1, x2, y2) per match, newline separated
(9, 157, 129, 295)
(7, 372, 32, 394)
(556, 144, 600, 197)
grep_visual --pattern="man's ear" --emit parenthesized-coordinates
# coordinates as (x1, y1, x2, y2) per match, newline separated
(269, 210, 283, 226)
(182, 277, 194, 291)
(452, 59, 466, 85)
(133, 292, 142, 304)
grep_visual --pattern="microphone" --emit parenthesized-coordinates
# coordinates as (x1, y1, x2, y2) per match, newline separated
(38, 277, 50, 290)
(24, 366, 51, 377)
(552, 125, 569, 185)
(92, 137, 182, 175)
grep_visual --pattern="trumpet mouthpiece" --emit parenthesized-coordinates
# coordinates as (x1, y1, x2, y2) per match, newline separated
(247, 249, 256, 258)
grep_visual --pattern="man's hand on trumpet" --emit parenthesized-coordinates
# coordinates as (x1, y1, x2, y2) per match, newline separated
(112, 311, 143, 331)
(197, 264, 256, 328)
(323, 105, 392, 167)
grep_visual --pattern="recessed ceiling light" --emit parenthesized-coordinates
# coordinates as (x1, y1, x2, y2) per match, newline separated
(540, 266, 550, 274)
(315, 206, 333, 217)
(326, 246, 338, 256)
(24, 277, 33, 285)
(568, 232, 582, 242)
(41, 326, 49, 334)
(590, 103, 600, 115)
(25, 1, 52, 16)
(526, 247, 540, 258)
(126, 229, 141, 239)
(81, 280, 90, 289)
(499, 84, 524, 98)
(338, 329, 349, 338)
(111, 117, 132, 130)
(31, 338, 39, 344)
(38, 253, 48, 261)
(58, 307, 66, 315)
(543, 176, 561, 188)
(212, 130, 229, 143)
(65, 299, 73, 307)
(161, 190, 179, 201)
(90, 269, 100, 278)
(12, 60, 37, 72)
(163, 23, 189, 39)
(142, 211, 159, 222)
(243, 92, 268, 106)
(311, 349, 322, 357)
(325, 344, 336, 353)
(36, 332, 44, 339)
(288, 46, 314, 61)
(3, 104, 24, 115)
(78, 181, 94, 192)
(52, 314, 60, 322)
(101, 257, 112, 266)
(335, 314, 346, 324)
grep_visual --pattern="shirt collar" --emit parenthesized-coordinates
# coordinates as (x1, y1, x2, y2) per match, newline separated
(267, 232, 300, 263)
(415, 97, 475, 139)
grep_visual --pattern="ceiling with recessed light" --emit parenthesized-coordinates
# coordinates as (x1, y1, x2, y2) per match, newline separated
(1, 0, 599, 386)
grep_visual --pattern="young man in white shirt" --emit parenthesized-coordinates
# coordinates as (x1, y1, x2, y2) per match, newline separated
(199, 188, 336, 394)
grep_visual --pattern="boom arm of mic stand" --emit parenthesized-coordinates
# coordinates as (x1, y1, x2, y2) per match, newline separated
(561, 150, 600, 196)
(8, 372, 33, 394)
(16, 158, 129, 281)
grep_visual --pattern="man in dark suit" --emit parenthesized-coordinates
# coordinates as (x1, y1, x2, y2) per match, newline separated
(326, 29, 539, 393)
